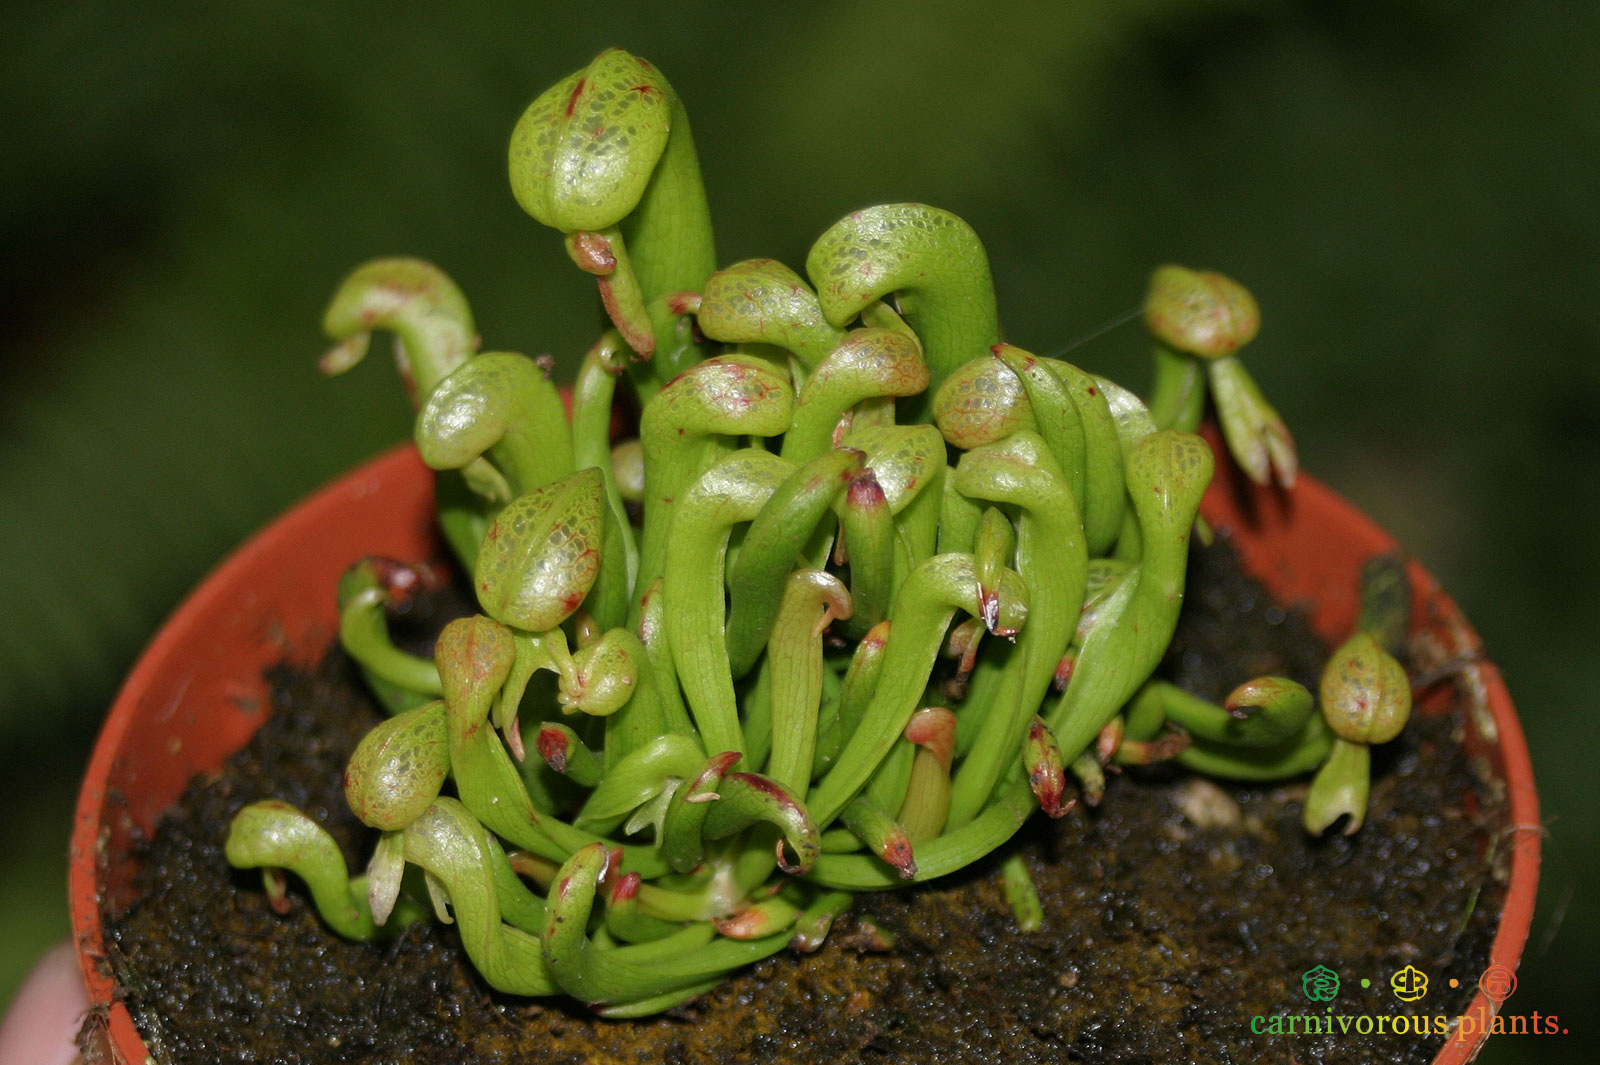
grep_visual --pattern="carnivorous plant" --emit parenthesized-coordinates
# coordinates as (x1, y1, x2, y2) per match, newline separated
(227, 48, 1412, 1015)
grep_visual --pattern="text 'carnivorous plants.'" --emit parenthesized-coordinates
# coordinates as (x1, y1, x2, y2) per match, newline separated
(227, 48, 1412, 1015)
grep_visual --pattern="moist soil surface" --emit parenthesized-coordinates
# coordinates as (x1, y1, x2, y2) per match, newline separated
(105, 538, 1507, 1065)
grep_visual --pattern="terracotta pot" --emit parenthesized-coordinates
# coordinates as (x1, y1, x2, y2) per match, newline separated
(70, 443, 1539, 1064)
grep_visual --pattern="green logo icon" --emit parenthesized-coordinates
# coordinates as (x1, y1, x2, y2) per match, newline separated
(1302, 965, 1341, 1002)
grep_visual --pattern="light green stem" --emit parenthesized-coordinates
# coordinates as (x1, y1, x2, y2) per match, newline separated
(663, 449, 793, 756)
(809, 553, 1027, 826)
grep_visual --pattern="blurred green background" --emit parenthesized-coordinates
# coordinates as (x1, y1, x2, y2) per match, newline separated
(3, 1, 1594, 1059)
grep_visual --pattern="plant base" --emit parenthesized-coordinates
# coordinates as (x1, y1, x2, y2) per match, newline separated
(104, 538, 1505, 1065)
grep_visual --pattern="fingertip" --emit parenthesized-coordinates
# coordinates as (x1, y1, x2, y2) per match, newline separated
(0, 941, 89, 1065)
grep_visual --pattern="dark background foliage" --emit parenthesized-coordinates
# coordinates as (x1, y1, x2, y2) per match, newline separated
(3, 2, 1594, 1058)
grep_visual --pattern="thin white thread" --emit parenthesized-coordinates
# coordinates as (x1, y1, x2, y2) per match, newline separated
(1042, 303, 1145, 360)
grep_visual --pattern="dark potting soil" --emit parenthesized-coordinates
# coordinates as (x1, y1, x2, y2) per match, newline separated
(104, 538, 1508, 1065)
